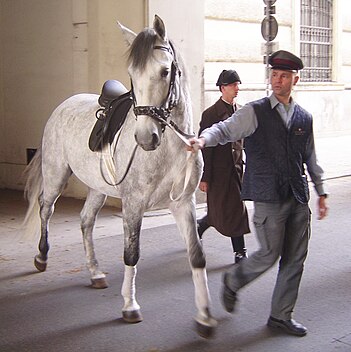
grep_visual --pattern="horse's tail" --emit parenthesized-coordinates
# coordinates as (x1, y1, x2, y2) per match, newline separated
(21, 147, 43, 240)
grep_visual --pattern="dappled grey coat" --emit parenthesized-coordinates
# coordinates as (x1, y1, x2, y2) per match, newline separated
(199, 98, 250, 237)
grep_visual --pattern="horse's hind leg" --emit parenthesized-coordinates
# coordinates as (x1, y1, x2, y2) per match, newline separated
(170, 197, 217, 338)
(80, 189, 108, 289)
(34, 192, 56, 272)
(35, 168, 72, 272)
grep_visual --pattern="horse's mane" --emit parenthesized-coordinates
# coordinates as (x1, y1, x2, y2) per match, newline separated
(127, 28, 157, 70)
(127, 28, 184, 75)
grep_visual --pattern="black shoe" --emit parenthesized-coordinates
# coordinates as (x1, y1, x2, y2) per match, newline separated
(234, 249, 248, 264)
(197, 220, 207, 240)
(221, 273, 237, 313)
(267, 316, 307, 336)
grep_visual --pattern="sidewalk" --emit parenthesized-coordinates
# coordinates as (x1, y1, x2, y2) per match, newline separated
(315, 134, 351, 180)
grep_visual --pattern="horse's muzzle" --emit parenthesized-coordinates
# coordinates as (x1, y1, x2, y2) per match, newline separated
(134, 132, 160, 151)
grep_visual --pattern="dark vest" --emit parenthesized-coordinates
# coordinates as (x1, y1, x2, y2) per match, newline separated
(241, 97, 312, 203)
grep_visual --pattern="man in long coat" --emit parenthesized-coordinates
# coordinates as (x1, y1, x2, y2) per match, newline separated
(197, 69, 250, 263)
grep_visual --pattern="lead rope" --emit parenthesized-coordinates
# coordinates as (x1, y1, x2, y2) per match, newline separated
(169, 151, 196, 202)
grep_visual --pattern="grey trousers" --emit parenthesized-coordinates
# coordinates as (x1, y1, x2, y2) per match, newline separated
(226, 196, 311, 320)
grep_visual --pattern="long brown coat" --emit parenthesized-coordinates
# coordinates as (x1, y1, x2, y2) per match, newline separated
(199, 98, 250, 237)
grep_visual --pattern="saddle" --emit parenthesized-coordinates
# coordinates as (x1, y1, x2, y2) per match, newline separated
(89, 80, 133, 152)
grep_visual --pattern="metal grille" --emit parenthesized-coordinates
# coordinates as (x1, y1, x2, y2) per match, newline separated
(300, 0, 333, 82)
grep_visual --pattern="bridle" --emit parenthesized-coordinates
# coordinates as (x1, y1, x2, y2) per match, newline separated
(100, 41, 195, 189)
(131, 42, 194, 143)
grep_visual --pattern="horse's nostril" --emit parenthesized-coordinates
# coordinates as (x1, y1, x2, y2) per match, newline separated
(152, 133, 160, 146)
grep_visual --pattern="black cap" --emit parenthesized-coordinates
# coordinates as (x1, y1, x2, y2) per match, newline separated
(216, 70, 241, 86)
(268, 50, 304, 71)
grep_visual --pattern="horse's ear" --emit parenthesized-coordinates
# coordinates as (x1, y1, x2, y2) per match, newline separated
(117, 21, 137, 47)
(153, 15, 168, 42)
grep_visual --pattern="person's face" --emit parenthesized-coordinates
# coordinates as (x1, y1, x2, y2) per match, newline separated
(221, 81, 240, 102)
(270, 69, 299, 99)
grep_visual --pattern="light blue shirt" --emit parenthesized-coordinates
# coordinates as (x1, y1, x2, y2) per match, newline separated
(200, 94, 326, 196)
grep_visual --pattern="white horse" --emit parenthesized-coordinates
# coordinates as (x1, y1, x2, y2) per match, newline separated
(22, 15, 217, 337)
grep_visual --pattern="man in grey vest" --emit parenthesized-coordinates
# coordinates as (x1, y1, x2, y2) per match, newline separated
(188, 50, 328, 336)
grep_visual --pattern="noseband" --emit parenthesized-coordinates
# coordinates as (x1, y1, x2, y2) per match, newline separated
(131, 42, 181, 132)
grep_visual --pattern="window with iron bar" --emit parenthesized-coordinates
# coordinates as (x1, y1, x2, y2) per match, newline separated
(300, 0, 333, 82)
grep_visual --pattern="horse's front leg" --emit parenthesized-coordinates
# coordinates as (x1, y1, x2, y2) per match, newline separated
(121, 206, 143, 323)
(170, 196, 218, 338)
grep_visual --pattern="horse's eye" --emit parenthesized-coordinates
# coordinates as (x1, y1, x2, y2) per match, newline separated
(161, 69, 169, 78)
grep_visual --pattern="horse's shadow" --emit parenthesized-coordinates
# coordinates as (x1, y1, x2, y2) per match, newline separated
(0, 269, 40, 282)
(2, 317, 128, 352)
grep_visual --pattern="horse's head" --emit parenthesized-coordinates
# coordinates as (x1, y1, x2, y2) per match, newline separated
(118, 15, 181, 151)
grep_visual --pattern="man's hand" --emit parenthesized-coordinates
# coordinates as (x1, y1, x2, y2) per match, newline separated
(318, 196, 328, 220)
(186, 137, 206, 152)
(199, 181, 209, 193)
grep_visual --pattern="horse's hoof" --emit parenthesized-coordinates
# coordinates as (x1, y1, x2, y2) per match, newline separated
(91, 277, 108, 289)
(122, 310, 143, 324)
(34, 255, 47, 272)
(195, 318, 217, 339)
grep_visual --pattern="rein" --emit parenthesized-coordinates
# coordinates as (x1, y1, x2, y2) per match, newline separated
(100, 138, 138, 187)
